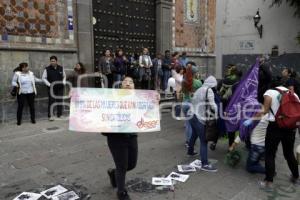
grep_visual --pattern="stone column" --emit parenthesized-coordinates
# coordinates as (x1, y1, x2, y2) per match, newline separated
(76, 0, 94, 73)
(156, 0, 173, 54)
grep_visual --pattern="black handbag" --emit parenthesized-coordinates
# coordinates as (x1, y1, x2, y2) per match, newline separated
(205, 88, 219, 142)
(10, 86, 18, 97)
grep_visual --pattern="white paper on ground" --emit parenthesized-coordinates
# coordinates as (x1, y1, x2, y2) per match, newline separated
(177, 165, 196, 172)
(190, 159, 202, 169)
(167, 172, 189, 182)
(13, 192, 42, 200)
(52, 191, 79, 200)
(152, 177, 173, 186)
(40, 185, 68, 199)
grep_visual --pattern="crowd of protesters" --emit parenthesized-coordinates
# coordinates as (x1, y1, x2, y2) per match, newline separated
(10, 49, 192, 124)
(96, 48, 193, 91)
(10, 50, 300, 200)
(176, 57, 300, 193)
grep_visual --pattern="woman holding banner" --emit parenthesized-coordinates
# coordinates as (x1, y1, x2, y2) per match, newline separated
(105, 76, 138, 200)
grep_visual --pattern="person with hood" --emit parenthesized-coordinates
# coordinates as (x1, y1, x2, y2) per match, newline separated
(187, 76, 218, 172)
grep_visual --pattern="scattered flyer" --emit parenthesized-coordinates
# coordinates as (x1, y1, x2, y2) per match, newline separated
(190, 159, 202, 169)
(52, 191, 79, 200)
(167, 172, 189, 182)
(177, 165, 196, 172)
(41, 185, 68, 199)
(13, 192, 42, 200)
(152, 177, 173, 186)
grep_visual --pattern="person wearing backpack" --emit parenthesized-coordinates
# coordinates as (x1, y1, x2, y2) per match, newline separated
(245, 79, 300, 189)
(187, 76, 218, 172)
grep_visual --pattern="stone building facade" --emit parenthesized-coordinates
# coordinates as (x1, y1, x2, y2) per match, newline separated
(0, 0, 78, 122)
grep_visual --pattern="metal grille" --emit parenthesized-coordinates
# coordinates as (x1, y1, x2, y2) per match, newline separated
(92, 0, 156, 67)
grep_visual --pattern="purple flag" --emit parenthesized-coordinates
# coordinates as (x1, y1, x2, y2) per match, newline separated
(225, 59, 261, 140)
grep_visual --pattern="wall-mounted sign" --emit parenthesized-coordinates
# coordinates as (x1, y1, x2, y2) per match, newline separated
(239, 40, 255, 50)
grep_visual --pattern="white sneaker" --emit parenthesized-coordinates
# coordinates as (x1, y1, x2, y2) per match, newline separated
(200, 164, 217, 172)
(48, 117, 54, 121)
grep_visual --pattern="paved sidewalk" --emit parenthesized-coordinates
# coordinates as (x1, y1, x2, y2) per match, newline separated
(0, 114, 299, 200)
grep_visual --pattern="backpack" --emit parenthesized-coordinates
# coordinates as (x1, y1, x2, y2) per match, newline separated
(272, 88, 300, 129)
(219, 83, 233, 101)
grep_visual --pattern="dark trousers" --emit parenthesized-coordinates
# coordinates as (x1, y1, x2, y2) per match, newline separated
(265, 122, 299, 182)
(214, 131, 235, 146)
(141, 80, 151, 89)
(228, 131, 236, 146)
(106, 73, 114, 88)
(107, 134, 138, 192)
(48, 88, 63, 118)
(17, 93, 35, 123)
(113, 74, 123, 88)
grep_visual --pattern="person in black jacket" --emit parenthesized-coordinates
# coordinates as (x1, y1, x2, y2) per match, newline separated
(113, 49, 128, 88)
(162, 50, 172, 91)
(257, 58, 272, 104)
(42, 56, 66, 121)
(105, 76, 138, 200)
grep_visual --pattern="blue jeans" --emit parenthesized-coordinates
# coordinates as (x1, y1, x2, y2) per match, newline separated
(246, 144, 265, 174)
(182, 102, 192, 142)
(175, 105, 181, 117)
(113, 74, 122, 88)
(162, 70, 171, 91)
(188, 115, 208, 165)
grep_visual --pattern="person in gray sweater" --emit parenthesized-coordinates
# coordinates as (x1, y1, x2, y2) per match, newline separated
(188, 76, 218, 172)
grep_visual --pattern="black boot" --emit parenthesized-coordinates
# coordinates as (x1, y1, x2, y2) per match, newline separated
(117, 190, 131, 200)
(107, 168, 117, 188)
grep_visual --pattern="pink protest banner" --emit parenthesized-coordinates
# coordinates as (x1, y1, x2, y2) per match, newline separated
(69, 88, 160, 133)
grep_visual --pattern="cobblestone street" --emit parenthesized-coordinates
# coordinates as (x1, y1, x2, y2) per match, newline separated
(0, 113, 299, 200)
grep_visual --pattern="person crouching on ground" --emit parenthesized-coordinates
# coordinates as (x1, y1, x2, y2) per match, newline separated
(104, 76, 138, 200)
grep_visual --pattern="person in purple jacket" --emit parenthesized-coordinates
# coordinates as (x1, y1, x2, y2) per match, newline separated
(113, 49, 128, 88)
